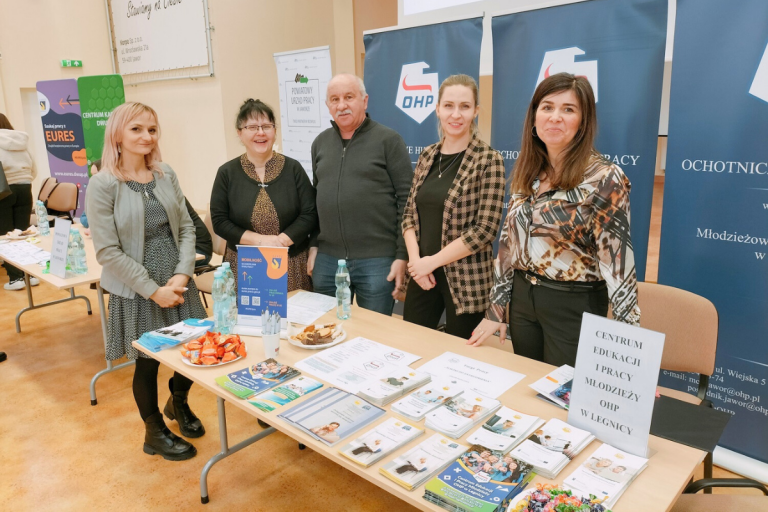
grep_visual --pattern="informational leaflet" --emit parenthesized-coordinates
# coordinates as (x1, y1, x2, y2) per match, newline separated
(466, 407, 545, 453)
(425, 390, 501, 439)
(568, 313, 665, 458)
(236, 245, 288, 328)
(391, 380, 464, 421)
(278, 387, 385, 446)
(0, 241, 51, 266)
(563, 443, 649, 508)
(528, 365, 574, 409)
(509, 418, 595, 479)
(248, 376, 323, 412)
(416, 352, 525, 399)
(358, 367, 431, 406)
(379, 433, 468, 490)
(287, 291, 338, 325)
(49, 218, 72, 278)
(294, 337, 421, 393)
(338, 417, 424, 467)
(215, 359, 300, 399)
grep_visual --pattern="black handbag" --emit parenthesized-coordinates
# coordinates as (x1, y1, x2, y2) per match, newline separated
(0, 161, 11, 201)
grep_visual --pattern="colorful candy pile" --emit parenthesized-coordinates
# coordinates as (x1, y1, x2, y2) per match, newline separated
(511, 484, 611, 512)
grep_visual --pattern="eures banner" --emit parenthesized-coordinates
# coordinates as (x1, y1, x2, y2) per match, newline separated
(490, 0, 667, 281)
(658, 0, 768, 464)
(36, 79, 88, 216)
(363, 18, 483, 166)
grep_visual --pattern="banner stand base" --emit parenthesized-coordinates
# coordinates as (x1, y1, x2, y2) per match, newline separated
(713, 446, 768, 484)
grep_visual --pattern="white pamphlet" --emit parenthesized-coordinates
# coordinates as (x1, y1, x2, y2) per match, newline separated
(391, 380, 464, 420)
(466, 407, 545, 453)
(568, 313, 665, 458)
(288, 291, 338, 325)
(294, 337, 421, 393)
(425, 390, 500, 438)
(338, 417, 424, 467)
(529, 365, 574, 409)
(379, 433, 467, 490)
(0, 241, 51, 266)
(416, 352, 525, 398)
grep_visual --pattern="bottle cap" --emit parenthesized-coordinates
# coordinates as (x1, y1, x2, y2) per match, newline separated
(338, 259, 346, 266)
(221, 262, 230, 269)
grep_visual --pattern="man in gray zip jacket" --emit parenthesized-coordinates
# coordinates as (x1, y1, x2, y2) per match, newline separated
(309, 74, 412, 315)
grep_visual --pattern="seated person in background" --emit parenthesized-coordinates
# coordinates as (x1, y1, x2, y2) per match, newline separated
(211, 99, 317, 292)
(184, 198, 212, 267)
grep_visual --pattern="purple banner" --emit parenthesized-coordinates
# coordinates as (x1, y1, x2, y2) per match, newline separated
(36, 79, 87, 216)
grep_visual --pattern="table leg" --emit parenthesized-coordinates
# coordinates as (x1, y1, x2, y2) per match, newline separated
(15, 272, 93, 333)
(200, 396, 276, 504)
(89, 283, 134, 405)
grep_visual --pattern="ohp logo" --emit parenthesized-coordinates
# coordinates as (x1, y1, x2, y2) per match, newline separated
(536, 47, 599, 102)
(396, 62, 438, 123)
(749, 43, 768, 104)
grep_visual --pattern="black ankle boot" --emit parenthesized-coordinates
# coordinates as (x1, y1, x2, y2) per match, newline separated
(164, 379, 205, 438)
(143, 411, 197, 461)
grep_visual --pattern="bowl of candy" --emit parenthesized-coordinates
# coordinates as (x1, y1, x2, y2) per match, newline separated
(509, 484, 611, 512)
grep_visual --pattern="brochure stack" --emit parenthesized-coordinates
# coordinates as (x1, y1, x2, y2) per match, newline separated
(509, 418, 595, 478)
(338, 417, 424, 467)
(380, 434, 468, 491)
(425, 390, 501, 439)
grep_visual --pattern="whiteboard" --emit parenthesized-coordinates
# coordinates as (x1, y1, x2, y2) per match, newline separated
(110, 0, 210, 75)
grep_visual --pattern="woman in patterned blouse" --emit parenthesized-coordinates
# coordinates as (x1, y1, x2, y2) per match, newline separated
(402, 74, 506, 339)
(468, 73, 641, 367)
(210, 99, 317, 292)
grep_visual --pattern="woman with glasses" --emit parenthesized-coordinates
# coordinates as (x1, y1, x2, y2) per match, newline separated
(210, 99, 317, 291)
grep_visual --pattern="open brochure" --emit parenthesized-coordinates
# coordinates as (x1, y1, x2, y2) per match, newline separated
(278, 387, 385, 446)
(358, 367, 431, 406)
(338, 417, 424, 467)
(466, 407, 545, 453)
(509, 418, 595, 479)
(528, 365, 574, 409)
(391, 380, 464, 421)
(563, 443, 649, 508)
(380, 434, 468, 491)
(248, 376, 323, 412)
(425, 390, 501, 439)
(424, 444, 535, 512)
(215, 359, 300, 399)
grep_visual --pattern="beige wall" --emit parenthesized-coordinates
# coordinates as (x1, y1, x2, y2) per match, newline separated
(353, 0, 398, 75)
(0, 0, 355, 209)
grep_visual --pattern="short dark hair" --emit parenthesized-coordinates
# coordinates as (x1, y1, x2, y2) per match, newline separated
(236, 99, 276, 130)
(0, 113, 14, 130)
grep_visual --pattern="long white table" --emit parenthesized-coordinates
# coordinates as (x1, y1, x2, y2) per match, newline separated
(134, 300, 706, 511)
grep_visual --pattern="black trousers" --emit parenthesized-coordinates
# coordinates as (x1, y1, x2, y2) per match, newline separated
(133, 358, 194, 421)
(0, 184, 33, 282)
(509, 272, 609, 367)
(403, 267, 485, 340)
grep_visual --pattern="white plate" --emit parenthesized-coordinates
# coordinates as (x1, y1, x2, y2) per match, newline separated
(6, 233, 34, 240)
(181, 354, 243, 368)
(287, 327, 347, 350)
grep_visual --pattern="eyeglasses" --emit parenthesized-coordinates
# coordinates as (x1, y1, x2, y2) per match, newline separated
(240, 123, 276, 133)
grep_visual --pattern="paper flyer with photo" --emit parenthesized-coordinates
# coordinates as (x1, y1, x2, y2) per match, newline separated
(467, 407, 545, 453)
(359, 368, 430, 401)
(278, 387, 385, 446)
(379, 434, 467, 490)
(294, 337, 421, 393)
(236, 245, 288, 327)
(424, 445, 534, 512)
(416, 352, 525, 398)
(248, 376, 323, 412)
(338, 417, 424, 467)
(510, 419, 593, 475)
(391, 381, 464, 419)
(528, 365, 574, 409)
(215, 359, 300, 399)
(563, 443, 648, 508)
(426, 390, 500, 435)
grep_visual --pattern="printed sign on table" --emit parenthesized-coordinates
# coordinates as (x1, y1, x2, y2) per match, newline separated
(568, 313, 665, 457)
(49, 218, 72, 278)
(236, 246, 288, 328)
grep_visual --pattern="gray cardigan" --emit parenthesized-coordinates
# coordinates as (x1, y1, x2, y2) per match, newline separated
(86, 163, 196, 299)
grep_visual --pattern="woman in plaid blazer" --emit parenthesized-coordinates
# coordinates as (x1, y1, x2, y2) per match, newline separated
(402, 75, 506, 339)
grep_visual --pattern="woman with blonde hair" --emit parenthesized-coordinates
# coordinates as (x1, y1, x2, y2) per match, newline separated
(401, 74, 506, 339)
(468, 73, 640, 367)
(87, 102, 207, 461)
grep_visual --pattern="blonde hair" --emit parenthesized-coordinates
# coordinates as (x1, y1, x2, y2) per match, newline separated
(101, 102, 163, 181)
(436, 74, 480, 140)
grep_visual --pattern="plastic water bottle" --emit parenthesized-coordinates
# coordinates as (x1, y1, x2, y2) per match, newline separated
(36, 200, 50, 236)
(335, 259, 351, 320)
(212, 270, 231, 334)
(220, 262, 238, 330)
(67, 228, 88, 274)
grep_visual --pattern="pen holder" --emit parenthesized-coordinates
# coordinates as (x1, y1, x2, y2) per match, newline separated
(262, 332, 280, 359)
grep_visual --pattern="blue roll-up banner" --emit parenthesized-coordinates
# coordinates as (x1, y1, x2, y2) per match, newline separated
(363, 18, 483, 166)
(490, 0, 667, 281)
(658, 0, 768, 464)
